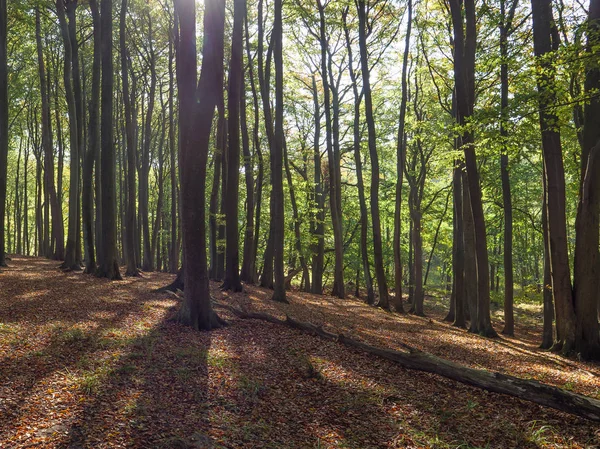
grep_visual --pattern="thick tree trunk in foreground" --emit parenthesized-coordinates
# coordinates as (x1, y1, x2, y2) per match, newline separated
(97, 0, 121, 280)
(573, 0, 600, 360)
(175, 0, 225, 330)
(221, 305, 600, 423)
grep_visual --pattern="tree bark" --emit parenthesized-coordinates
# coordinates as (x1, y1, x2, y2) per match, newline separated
(97, 0, 121, 280)
(573, 0, 600, 360)
(223, 0, 245, 292)
(357, 0, 388, 308)
(175, 0, 225, 330)
(531, 0, 576, 353)
(0, 0, 6, 267)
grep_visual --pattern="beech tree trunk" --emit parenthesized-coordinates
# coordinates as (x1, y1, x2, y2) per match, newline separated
(56, 0, 80, 271)
(343, 9, 374, 305)
(97, 0, 121, 280)
(36, 8, 64, 262)
(0, 0, 6, 267)
(393, 0, 412, 313)
(449, 0, 496, 337)
(175, 0, 225, 330)
(531, 0, 576, 353)
(573, 0, 600, 360)
(223, 0, 244, 292)
(358, 0, 388, 308)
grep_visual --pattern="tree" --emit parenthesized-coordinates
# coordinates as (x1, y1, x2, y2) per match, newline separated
(56, 0, 80, 271)
(223, 0, 245, 292)
(449, 0, 496, 337)
(271, 0, 286, 303)
(357, 0, 389, 309)
(36, 7, 64, 262)
(175, 0, 226, 329)
(530, 0, 576, 353)
(97, 0, 121, 280)
(120, 0, 139, 277)
(573, 0, 600, 360)
(0, 0, 6, 267)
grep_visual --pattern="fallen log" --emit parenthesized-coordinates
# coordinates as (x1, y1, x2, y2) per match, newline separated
(216, 303, 600, 422)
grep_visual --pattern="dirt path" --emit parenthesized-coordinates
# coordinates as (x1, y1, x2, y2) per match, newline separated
(1, 256, 598, 448)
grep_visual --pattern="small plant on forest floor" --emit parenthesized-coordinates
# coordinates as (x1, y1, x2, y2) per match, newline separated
(527, 421, 558, 446)
(238, 375, 267, 403)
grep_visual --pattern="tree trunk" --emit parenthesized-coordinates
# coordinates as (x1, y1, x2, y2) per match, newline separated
(449, 0, 496, 337)
(343, 10, 374, 305)
(140, 14, 156, 272)
(531, 0, 576, 353)
(36, 7, 64, 262)
(310, 75, 325, 295)
(393, 0, 412, 313)
(271, 0, 286, 303)
(97, 0, 121, 280)
(357, 0, 388, 308)
(120, 0, 139, 276)
(573, 0, 600, 360)
(0, 0, 6, 267)
(56, 0, 80, 271)
(175, 0, 225, 330)
(223, 0, 245, 292)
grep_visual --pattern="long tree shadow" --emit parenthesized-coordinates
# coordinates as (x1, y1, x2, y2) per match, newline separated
(217, 308, 599, 448)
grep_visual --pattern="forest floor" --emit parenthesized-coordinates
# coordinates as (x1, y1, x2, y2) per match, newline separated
(1, 256, 599, 449)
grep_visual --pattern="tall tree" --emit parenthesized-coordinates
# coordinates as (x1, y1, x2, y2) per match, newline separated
(120, 0, 139, 276)
(97, 0, 121, 280)
(393, 0, 412, 313)
(36, 7, 64, 262)
(271, 0, 286, 303)
(175, 0, 226, 329)
(531, 0, 576, 353)
(223, 0, 245, 292)
(56, 0, 80, 271)
(449, 0, 496, 336)
(357, 0, 388, 308)
(573, 0, 600, 360)
(0, 0, 6, 267)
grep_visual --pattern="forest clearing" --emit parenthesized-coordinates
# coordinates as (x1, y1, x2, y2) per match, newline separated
(1, 256, 599, 448)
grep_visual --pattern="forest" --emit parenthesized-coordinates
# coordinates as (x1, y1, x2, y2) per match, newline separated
(1, 0, 600, 447)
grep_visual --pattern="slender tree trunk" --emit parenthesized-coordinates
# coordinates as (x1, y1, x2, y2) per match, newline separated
(56, 0, 80, 271)
(223, 0, 245, 292)
(140, 14, 156, 272)
(271, 0, 286, 303)
(541, 175, 555, 349)
(169, 17, 179, 273)
(358, 0, 388, 308)
(343, 10, 374, 305)
(310, 75, 325, 295)
(393, 0, 412, 312)
(120, 0, 139, 276)
(209, 103, 223, 280)
(0, 0, 6, 267)
(452, 165, 466, 328)
(36, 8, 64, 262)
